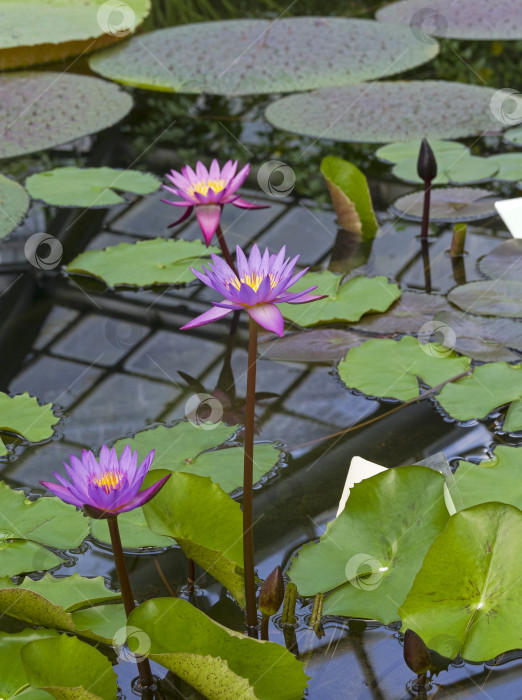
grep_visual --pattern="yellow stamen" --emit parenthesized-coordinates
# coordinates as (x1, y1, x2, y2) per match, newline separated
(227, 273, 278, 293)
(93, 471, 124, 494)
(186, 178, 227, 197)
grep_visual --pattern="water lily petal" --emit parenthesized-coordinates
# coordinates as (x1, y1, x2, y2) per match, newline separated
(284, 292, 328, 304)
(195, 204, 222, 245)
(247, 303, 285, 336)
(40, 481, 84, 507)
(181, 305, 232, 330)
(117, 474, 172, 513)
(164, 204, 194, 229)
(232, 197, 270, 210)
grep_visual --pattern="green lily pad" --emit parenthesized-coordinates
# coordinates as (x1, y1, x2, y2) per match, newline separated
(0, 0, 151, 70)
(377, 0, 522, 40)
(390, 187, 497, 223)
(400, 503, 522, 663)
(258, 329, 366, 363)
(0, 175, 29, 239)
(448, 280, 522, 317)
(90, 506, 172, 549)
(143, 472, 245, 606)
(478, 239, 522, 281)
(265, 81, 503, 143)
(391, 154, 498, 185)
(433, 310, 522, 362)
(0, 629, 59, 698)
(320, 156, 377, 240)
(503, 126, 522, 147)
(0, 392, 59, 443)
(129, 597, 308, 699)
(353, 292, 452, 335)
(21, 634, 117, 700)
(0, 574, 126, 644)
(376, 139, 468, 164)
(65, 238, 220, 288)
(89, 18, 438, 96)
(26, 167, 160, 208)
(281, 272, 401, 327)
(289, 466, 448, 624)
(487, 153, 522, 181)
(437, 361, 522, 431)
(338, 335, 471, 402)
(0, 72, 133, 160)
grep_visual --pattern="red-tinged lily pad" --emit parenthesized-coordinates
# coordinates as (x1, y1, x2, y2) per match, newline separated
(265, 81, 503, 143)
(353, 291, 452, 335)
(89, 18, 438, 96)
(390, 187, 497, 223)
(258, 329, 367, 363)
(478, 239, 522, 281)
(0, 72, 133, 160)
(377, 0, 522, 40)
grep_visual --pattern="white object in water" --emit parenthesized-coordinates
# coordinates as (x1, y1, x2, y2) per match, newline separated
(495, 197, 522, 238)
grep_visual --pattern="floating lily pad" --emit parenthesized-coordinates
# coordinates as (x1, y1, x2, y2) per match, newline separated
(289, 467, 448, 624)
(265, 81, 502, 143)
(392, 154, 498, 185)
(0, 175, 29, 239)
(89, 18, 438, 96)
(390, 187, 497, 223)
(0, 629, 59, 698)
(26, 167, 160, 208)
(354, 292, 452, 335)
(400, 503, 522, 663)
(338, 335, 471, 402)
(0, 574, 125, 644)
(0, 392, 59, 443)
(258, 329, 366, 363)
(377, 0, 522, 40)
(503, 126, 522, 147)
(281, 272, 401, 327)
(434, 310, 522, 361)
(487, 153, 522, 181)
(376, 139, 468, 164)
(478, 239, 522, 281)
(437, 361, 522, 431)
(129, 597, 308, 699)
(448, 280, 522, 317)
(90, 506, 172, 550)
(0, 0, 151, 70)
(143, 472, 245, 606)
(66, 238, 220, 288)
(0, 72, 133, 160)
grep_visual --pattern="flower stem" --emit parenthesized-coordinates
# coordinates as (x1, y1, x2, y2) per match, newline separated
(243, 316, 259, 635)
(261, 612, 270, 641)
(420, 178, 432, 242)
(215, 224, 237, 274)
(108, 515, 154, 689)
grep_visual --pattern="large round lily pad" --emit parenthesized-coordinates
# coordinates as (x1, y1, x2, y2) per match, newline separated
(0, 72, 133, 160)
(0, 0, 151, 70)
(392, 154, 498, 186)
(448, 280, 522, 318)
(89, 18, 439, 96)
(377, 0, 522, 40)
(390, 187, 497, 223)
(478, 239, 522, 281)
(265, 81, 503, 143)
(0, 175, 29, 239)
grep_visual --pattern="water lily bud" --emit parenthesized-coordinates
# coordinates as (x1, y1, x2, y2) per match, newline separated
(403, 629, 431, 675)
(259, 565, 284, 616)
(417, 138, 437, 182)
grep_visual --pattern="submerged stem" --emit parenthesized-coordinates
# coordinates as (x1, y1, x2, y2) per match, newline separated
(108, 515, 154, 689)
(215, 224, 237, 274)
(243, 317, 259, 635)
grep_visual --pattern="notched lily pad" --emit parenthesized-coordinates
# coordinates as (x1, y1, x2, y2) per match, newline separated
(448, 280, 522, 318)
(65, 238, 220, 288)
(26, 167, 160, 208)
(0, 72, 133, 160)
(478, 239, 522, 281)
(0, 392, 59, 444)
(266, 81, 502, 143)
(258, 329, 367, 363)
(353, 291, 452, 336)
(89, 18, 438, 95)
(0, 175, 29, 239)
(390, 187, 497, 223)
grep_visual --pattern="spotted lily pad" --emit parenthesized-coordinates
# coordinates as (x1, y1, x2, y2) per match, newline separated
(65, 238, 220, 288)
(258, 329, 366, 363)
(353, 292, 452, 335)
(377, 0, 522, 40)
(0, 175, 29, 239)
(478, 239, 522, 281)
(392, 154, 498, 186)
(0, 0, 151, 70)
(0, 392, 59, 443)
(89, 18, 438, 96)
(0, 72, 133, 160)
(281, 271, 401, 327)
(448, 280, 522, 317)
(266, 81, 503, 143)
(487, 153, 522, 182)
(390, 187, 497, 223)
(26, 167, 160, 208)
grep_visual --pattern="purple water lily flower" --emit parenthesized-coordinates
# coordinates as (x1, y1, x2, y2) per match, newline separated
(181, 243, 326, 337)
(161, 159, 268, 246)
(40, 445, 170, 519)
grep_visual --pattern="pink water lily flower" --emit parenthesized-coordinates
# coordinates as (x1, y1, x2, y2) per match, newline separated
(41, 445, 170, 519)
(161, 159, 268, 246)
(181, 243, 326, 337)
